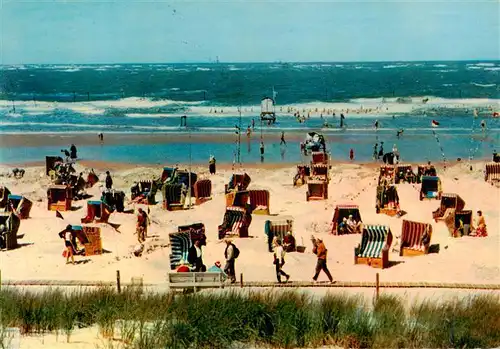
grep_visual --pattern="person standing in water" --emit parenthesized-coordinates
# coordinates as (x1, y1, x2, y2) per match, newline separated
(374, 120, 379, 130)
(349, 148, 354, 161)
(340, 113, 345, 128)
(280, 132, 286, 145)
(396, 129, 404, 139)
(378, 142, 384, 159)
(260, 141, 265, 162)
(373, 143, 378, 161)
(252, 118, 255, 130)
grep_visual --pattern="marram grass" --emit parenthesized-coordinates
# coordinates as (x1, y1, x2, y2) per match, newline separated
(0, 287, 499, 349)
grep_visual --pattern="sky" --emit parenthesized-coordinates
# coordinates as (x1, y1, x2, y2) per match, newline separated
(1, 0, 499, 64)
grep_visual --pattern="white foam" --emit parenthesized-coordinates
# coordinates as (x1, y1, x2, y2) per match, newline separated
(471, 83, 496, 88)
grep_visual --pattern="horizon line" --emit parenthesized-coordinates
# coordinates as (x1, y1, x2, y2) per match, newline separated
(1, 58, 499, 66)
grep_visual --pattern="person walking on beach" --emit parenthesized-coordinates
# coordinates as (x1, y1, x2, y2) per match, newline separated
(280, 131, 286, 145)
(274, 239, 290, 283)
(209, 155, 216, 174)
(59, 224, 75, 265)
(311, 236, 334, 283)
(224, 239, 238, 283)
(349, 148, 354, 161)
(70, 144, 77, 160)
(373, 143, 378, 160)
(136, 208, 148, 242)
(105, 171, 113, 190)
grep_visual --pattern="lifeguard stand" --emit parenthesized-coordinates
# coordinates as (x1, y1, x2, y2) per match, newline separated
(260, 97, 276, 123)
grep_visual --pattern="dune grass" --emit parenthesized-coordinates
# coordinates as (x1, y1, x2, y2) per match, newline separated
(0, 287, 499, 348)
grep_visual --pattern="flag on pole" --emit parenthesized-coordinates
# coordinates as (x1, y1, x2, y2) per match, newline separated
(56, 211, 64, 220)
(431, 120, 440, 127)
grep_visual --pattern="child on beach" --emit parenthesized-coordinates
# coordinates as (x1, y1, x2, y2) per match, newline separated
(59, 224, 75, 265)
(350, 148, 354, 161)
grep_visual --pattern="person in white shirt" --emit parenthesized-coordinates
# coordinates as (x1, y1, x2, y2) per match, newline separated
(273, 239, 290, 283)
(347, 215, 360, 234)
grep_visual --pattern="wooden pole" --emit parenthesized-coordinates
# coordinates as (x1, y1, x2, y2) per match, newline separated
(116, 270, 121, 293)
(240, 273, 243, 288)
(375, 272, 380, 301)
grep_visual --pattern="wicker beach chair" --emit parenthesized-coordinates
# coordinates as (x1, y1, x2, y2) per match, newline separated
(354, 225, 393, 269)
(400, 220, 432, 256)
(6, 195, 33, 219)
(249, 189, 270, 215)
(331, 204, 362, 235)
(218, 206, 252, 239)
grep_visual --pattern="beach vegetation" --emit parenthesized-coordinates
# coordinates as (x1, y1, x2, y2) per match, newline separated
(0, 287, 499, 348)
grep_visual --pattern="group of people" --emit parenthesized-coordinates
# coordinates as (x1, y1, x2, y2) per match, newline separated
(338, 215, 362, 235)
(176, 238, 239, 284)
(175, 234, 336, 285)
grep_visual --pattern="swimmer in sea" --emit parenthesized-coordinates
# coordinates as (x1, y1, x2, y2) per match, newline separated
(397, 129, 404, 138)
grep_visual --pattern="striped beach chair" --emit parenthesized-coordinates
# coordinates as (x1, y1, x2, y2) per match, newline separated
(432, 193, 465, 221)
(45, 156, 63, 176)
(306, 179, 328, 201)
(265, 217, 296, 251)
(311, 151, 329, 165)
(485, 163, 500, 184)
(394, 164, 416, 184)
(81, 200, 112, 223)
(378, 165, 395, 185)
(331, 204, 362, 235)
(47, 185, 72, 211)
(177, 223, 207, 246)
(419, 176, 442, 201)
(311, 164, 329, 182)
(249, 189, 270, 215)
(354, 225, 393, 269)
(400, 220, 432, 256)
(169, 231, 191, 270)
(85, 170, 99, 188)
(293, 165, 310, 187)
(161, 166, 177, 182)
(176, 171, 198, 197)
(417, 165, 437, 183)
(194, 179, 212, 205)
(0, 186, 11, 209)
(225, 173, 252, 194)
(0, 212, 21, 250)
(376, 185, 400, 216)
(448, 210, 473, 238)
(225, 190, 249, 209)
(71, 225, 103, 256)
(218, 206, 252, 239)
(6, 195, 33, 219)
(162, 183, 187, 211)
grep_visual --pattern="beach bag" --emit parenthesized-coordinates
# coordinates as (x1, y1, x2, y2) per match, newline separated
(232, 244, 240, 259)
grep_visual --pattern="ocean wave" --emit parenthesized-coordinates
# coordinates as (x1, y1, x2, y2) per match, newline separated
(433, 64, 448, 68)
(484, 67, 500, 71)
(474, 63, 496, 67)
(196, 67, 211, 71)
(383, 64, 409, 69)
(471, 82, 496, 88)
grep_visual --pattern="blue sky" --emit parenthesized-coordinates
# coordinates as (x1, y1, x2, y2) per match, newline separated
(1, 0, 499, 64)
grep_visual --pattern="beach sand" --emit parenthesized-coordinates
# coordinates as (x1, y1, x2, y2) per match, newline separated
(1, 160, 499, 347)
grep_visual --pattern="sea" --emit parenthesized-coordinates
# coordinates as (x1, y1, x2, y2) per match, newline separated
(0, 61, 499, 164)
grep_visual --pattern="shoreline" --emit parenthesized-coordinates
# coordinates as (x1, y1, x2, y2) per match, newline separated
(0, 158, 487, 172)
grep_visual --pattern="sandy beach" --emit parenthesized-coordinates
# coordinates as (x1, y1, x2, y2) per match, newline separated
(1, 159, 499, 347)
(1, 160, 498, 285)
